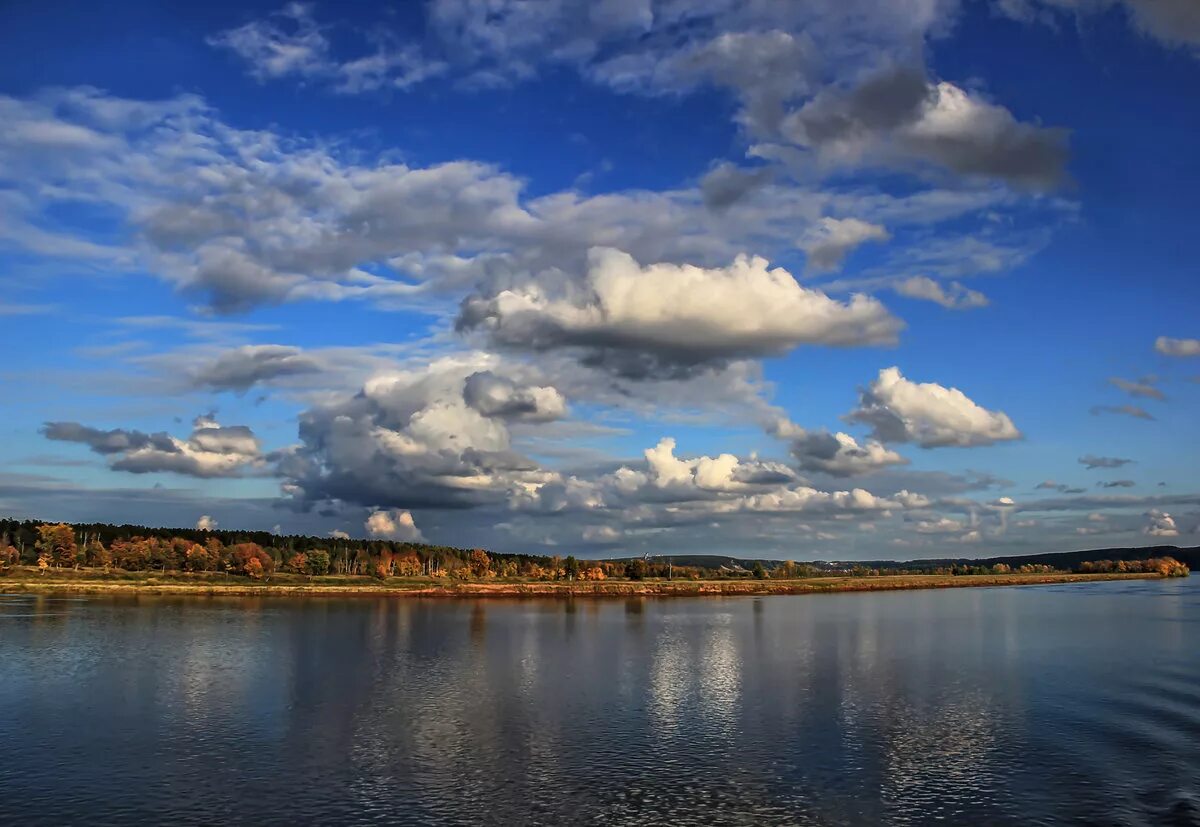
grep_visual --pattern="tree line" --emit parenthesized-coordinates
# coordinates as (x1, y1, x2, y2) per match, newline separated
(1076, 557, 1189, 577)
(0, 519, 714, 581)
(0, 518, 1188, 581)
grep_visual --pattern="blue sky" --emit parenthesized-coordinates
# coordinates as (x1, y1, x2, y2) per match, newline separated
(1, 0, 1198, 558)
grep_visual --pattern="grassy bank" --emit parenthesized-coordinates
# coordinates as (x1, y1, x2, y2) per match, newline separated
(0, 567, 1167, 599)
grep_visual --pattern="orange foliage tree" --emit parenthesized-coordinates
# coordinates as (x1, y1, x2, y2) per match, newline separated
(36, 524, 77, 569)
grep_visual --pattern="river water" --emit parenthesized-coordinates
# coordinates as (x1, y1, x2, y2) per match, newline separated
(1, 579, 1197, 825)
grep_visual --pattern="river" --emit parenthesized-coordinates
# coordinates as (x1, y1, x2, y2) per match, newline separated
(1, 578, 1197, 825)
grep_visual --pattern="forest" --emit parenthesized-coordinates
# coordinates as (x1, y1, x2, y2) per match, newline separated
(0, 518, 1189, 582)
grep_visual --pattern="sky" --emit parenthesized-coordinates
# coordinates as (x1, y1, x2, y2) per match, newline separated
(1, 0, 1198, 560)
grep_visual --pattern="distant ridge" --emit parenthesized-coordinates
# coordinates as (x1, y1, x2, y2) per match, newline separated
(873, 544, 1200, 572)
(619, 546, 1200, 571)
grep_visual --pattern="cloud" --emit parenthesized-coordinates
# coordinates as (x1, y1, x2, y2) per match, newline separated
(781, 66, 1069, 190)
(509, 436, 800, 516)
(1035, 480, 1087, 493)
(459, 247, 902, 375)
(1108, 376, 1164, 400)
(196, 515, 218, 531)
(508, 434, 931, 525)
(1114, 0, 1200, 49)
(423, 0, 933, 114)
(640, 437, 794, 494)
(462, 371, 567, 422)
(893, 276, 989, 310)
(1079, 454, 1133, 470)
(1143, 508, 1180, 537)
(282, 354, 563, 510)
(0, 5, 1111, 558)
(914, 516, 967, 534)
(1017, 492, 1200, 514)
(192, 345, 322, 392)
(365, 509, 425, 542)
(212, 4, 1068, 192)
(780, 426, 909, 477)
(208, 3, 444, 92)
(846, 367, 1022, 448)
(208, 3, 329, 81)
(996, 0, 1200, 52)
(1, 85, 1060, 324)
(1090, 404, 1155, 420)
(43, 415, 265, 478)
(1097, 479, 1135, 488)
(732, 484, 927, 515)
(581, 525, 622, 544)
(699, 163, 773, 210)
(0, 89, 532, 312)
(896, 80, 1068, 189)
(598, 29, 820, 136)
(41, 422, 177, 455)
(798, 217, 890, 273)
(1155, 336, 1200, 357)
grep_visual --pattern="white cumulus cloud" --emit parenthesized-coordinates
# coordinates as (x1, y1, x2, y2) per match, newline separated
(1143, 509, 1179, 537)
(459, 247, 902, 371)
(847, 366, 1022, 448)
(365, 509, 425, 542)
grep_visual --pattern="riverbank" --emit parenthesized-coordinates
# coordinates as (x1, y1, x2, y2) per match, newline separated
(0, 567, 1167, 598)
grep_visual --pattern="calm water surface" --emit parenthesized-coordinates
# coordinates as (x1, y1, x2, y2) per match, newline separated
(2, 579, 1198, 825)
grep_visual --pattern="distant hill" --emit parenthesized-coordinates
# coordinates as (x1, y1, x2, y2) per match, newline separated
(633, 546, 1200, 572)
(857, 545, 1200, 572)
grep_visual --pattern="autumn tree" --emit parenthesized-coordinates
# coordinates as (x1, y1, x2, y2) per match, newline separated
(206, 537, 226, 570)
(35, 524, 77, 569)
(305, 549, 331, 576)
(494, 558, 518, 578)
(228, 543, 272, 579)
(110, 537, 151, 571)
(185, 544, 210, 572)
(84, 537, 112, 570)
(392, 551, 420, 577)
(469, 549, 492, 578)
(148, 537, 182, 572)
(377, 546, 395, 578)
(244, 557, 264, 579)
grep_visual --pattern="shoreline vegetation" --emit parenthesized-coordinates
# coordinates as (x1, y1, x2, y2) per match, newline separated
(0, 518, 1188, 600)
(0, 567, 1176, 599)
